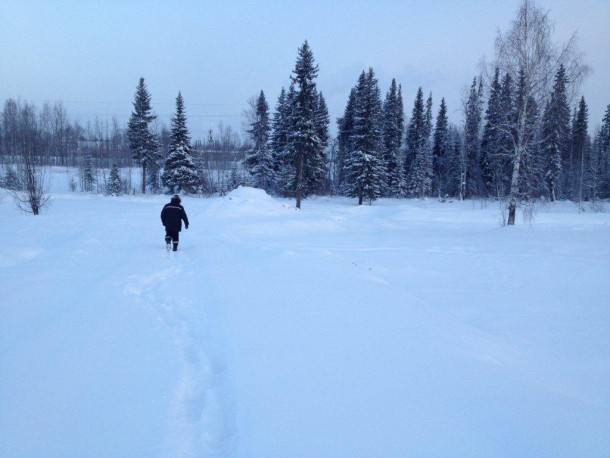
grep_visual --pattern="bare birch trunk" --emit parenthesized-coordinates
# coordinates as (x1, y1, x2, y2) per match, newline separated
(507, 145, 523, 225)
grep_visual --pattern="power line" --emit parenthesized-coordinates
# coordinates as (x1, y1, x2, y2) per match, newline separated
(67, 113, 242, 118)
(0, 96, 244, 107)
(0, 97, 244, 119)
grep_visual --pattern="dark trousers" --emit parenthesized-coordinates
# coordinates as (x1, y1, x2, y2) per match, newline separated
(165, 230, 179, 250)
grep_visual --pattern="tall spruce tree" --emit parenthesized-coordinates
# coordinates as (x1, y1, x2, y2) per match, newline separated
(571, 96, 589, 204)
(270, 87, 289, 194)
(480, 68, 503, 197)
(513, 69, 542, 202)
(541, 64, 571, 201)
(601, 104, 610, 157)
(337, 88, 357, 192)
(161, 92, 199, 193)
(588, 128, 605, 201)
(274, 85, 298, 197)
(245, 90, 274, 192)
(463, 77, 483, 198)
(432, 98, 449, 199)
(311, 91, 330, 194)
(285, 41, 324, 209)
(407, 87, 433, 197)
(600, 104, 610, 197)
(497, 72, 515, 196)
(424, 93, 433, 142)
(381, 79, 404, 197)
(127, 77, 161, 194)
(343, 69, 385, 204)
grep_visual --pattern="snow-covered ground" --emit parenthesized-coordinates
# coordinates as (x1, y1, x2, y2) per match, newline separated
(1, 179, 609, 457)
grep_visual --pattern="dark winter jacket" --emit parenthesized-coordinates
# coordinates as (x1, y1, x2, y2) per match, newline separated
(161, 196, 189, 232)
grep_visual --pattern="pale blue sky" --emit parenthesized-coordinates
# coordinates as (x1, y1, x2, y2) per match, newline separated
(1, 0, 608, 140)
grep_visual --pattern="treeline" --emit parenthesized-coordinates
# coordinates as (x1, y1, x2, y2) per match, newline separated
(2, 1, 610, 223)
(243, 51, 610, 207)
(328, 68, 610, 204)
(0, 98, 248, 195)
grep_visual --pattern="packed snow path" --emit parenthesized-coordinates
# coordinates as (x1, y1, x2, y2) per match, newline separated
(1, 186, 610, 457)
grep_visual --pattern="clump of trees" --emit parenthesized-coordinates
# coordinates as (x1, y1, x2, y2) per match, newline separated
(240, 1, 608, 221)
(485, 0, 591, 224)
(0, 90, 249, 205)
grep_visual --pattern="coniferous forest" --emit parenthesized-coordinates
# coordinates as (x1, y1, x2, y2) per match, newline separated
(1, 1, 609, 224)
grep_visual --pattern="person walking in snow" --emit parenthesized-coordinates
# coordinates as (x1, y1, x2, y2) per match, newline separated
(161, 194, 189, 251)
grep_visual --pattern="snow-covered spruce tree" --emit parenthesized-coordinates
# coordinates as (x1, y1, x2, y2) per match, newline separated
(107, 163, 122, 196)
(273, 85, 297, 197)
(381, 79, 404, 197)
(463, 77, 484, 198)
(342, 69, 385, 205)
(494, 72, 516, 196)
(540, 64, 571, 201)
(514, 69, 543, 202)
(244, 90, 274, 192)
(127, 77, 161, 194)
(480, 68, 503, 198)
(425, 93, 433, 141)
(161, 92, 199, 194)
(270, 87, 289, 194)
(600, 104, 610, 197)
(285, 41, 325, 209)
(407, 87, 433, 198)
(432, 98, 450, 200)
(229, 161, 242, 191)
(588, 128, 605, 202)
(571, 96, 589, 205)
(312, 91, 330, 194)
(81, 153, 95, 192)
(601, 104, 610, 153)
(336, 88, 357, 193)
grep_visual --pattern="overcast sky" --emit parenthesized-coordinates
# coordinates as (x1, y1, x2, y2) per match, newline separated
(1, 0, 608, 141)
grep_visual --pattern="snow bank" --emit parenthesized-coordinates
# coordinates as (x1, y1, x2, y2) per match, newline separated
(225, 185, 271, 202)
(219, 186, 292, 216)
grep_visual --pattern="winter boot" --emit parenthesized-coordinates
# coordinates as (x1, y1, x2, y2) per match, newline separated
(173, 242, 178, 252)
(165, 236, 172, 252)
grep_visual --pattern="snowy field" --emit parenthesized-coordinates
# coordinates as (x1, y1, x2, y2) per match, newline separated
(1, 177, 610, 457)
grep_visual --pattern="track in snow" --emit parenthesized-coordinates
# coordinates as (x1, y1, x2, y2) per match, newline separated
(125, 253, 236, 457)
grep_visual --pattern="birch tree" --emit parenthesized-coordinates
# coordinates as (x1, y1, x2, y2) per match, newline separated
(489, 0, 588, 224)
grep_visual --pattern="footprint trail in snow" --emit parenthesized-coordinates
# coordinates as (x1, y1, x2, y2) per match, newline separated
(125, 260, 236, 457)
